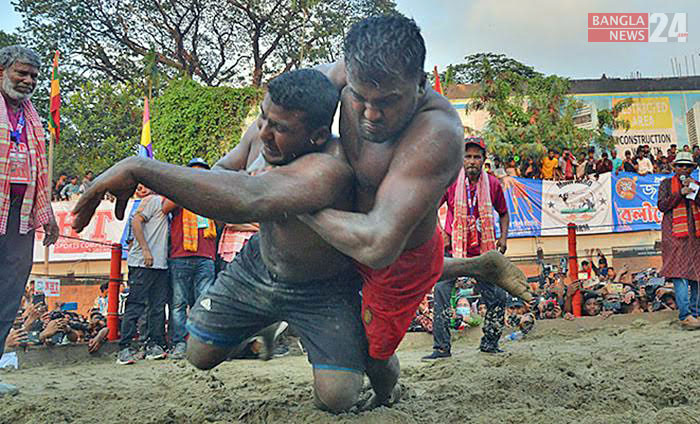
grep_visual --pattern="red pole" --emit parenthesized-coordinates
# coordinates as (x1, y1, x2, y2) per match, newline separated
(107, 243, 122, 341)
(567, 223, 582, 317)
(567, 223, 578, 280)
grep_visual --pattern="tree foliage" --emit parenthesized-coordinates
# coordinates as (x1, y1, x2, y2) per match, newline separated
(53, 81, 142, 177)
(0, 30, 20, 49)
(13, 0, 397, 88)
(151, 78, 262, 166)
(437, 53, 541, 87)
(469, 60, 631, 161)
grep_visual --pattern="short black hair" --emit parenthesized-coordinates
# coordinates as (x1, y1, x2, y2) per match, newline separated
(267, 69, 339, 131)
(344, 15, 426, 83)
(582, 260, 590, 266)
(100, 282, 109, 292)
(625, 150, 631, 156)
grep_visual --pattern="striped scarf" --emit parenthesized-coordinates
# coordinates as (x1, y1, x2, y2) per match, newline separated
(451, 167, 496, 258)
(0, 97, 52, 235)
(182, 209, 216, 252)
(671, 175, 700, 238)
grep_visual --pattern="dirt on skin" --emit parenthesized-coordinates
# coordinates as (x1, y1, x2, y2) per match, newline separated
(1, 312, 699, 424)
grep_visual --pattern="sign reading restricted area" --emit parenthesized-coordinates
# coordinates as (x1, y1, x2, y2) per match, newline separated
(612, 97, 676, 157)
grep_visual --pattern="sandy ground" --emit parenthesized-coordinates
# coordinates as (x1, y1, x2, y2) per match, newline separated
(1, 312, 699, 424)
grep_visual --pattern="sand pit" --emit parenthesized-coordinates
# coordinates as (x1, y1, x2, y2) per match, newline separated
(2, 311, 699, 424)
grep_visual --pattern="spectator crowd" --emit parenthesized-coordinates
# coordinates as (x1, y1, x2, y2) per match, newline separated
(410, 248, 680, 339)
(51, 170, 94, 201)
(4, 284, 110, 355)
(487, 144, 700, 181)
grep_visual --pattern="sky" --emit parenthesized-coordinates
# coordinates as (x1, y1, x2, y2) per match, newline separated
(395, 0, 700, 79)
(2, 0, 699, 80)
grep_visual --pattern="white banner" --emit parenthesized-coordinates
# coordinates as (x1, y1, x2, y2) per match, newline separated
(33, 199, 133, 263)
(34, 278, 61, 296)
(540, 173, 613, 236)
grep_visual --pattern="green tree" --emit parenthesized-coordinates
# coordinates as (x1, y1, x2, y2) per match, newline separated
(13, 0, 397, 87)
(435, 53, 541, 87)
(470, 61, 630, 161)
(151, 78, 262, 166)
(0, 30, 20, 48)
(53, 81, 142, 178)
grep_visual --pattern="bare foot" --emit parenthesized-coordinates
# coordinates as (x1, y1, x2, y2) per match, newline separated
(481, 251, 533, 302)
(359, 383, 403, 411)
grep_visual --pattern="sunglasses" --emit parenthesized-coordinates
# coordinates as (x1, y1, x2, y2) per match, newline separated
(676, 164, 695, 169)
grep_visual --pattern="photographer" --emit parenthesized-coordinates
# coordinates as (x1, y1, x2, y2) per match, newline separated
(4, 313, 28, 352)
(86, 310, 109, 353)
(37, 311, 80, 345)
(559, 148, 577, 180)
(532, 295, 563, 320)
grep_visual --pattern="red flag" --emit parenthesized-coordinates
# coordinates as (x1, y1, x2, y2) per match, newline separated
(48, 51, 61, 144)
(433, 65, 443, 95)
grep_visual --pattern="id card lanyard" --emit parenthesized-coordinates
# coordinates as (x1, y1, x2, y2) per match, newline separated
(10, 107, 25, 145)
(466, 181, 477, 218)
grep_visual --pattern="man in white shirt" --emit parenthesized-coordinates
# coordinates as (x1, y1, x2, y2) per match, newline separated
(637, 151, 654, 176)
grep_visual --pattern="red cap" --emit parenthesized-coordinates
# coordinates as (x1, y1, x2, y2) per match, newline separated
(465, 136, 486, 151)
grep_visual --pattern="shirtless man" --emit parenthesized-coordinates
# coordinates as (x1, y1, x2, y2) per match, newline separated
(301, 15, 510, 405)
(73, 61, 528, 412)
(72, 70, 368, 413)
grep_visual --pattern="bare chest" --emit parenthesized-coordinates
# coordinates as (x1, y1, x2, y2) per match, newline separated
(345, 138, 395, 210)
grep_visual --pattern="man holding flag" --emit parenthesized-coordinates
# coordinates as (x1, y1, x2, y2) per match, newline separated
(0, 45, 59, 397)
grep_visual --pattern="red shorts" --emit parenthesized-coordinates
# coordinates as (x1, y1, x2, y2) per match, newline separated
(355, 229, 444, 360)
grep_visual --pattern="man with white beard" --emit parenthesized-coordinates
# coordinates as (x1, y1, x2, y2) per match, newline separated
(0, 46, 59, 397)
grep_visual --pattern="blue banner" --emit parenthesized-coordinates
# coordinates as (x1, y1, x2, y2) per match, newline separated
(497, 172, 697, 237)
(612, 171, 699, 233)
(502, 177, 543, 238)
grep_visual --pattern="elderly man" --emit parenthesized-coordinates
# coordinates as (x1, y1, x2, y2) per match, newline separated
(658, 151, 700, 330)
(0, 45, 59, 396)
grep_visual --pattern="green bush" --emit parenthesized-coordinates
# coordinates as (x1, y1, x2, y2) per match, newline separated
(152, 79, 262, 166)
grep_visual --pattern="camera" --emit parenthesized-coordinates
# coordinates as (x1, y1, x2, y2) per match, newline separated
(68, 320, 90, 333)
(49, 310, 64, 321)
(541, 299, 557, 312)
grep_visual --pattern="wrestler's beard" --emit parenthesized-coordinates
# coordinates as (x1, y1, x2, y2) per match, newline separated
(2, 74, 34, 102)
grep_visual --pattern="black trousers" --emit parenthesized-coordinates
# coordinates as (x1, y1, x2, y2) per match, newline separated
(119, 266, 168, 348)
(0, 200, 35, 357)
(432, 278, 508, 352)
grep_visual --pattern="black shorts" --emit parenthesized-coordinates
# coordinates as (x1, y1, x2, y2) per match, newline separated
(187, 235, 367, 373)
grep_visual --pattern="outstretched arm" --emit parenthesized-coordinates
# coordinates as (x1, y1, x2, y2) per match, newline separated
(72, 154, 352, 232)
(300, 112, 463, 269)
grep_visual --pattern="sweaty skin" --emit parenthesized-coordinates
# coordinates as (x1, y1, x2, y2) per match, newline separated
(72, 95, 365, 412)
(302, 64, 465, 269)
(73, 98, 354, 281)
(300, 62, 463, 408)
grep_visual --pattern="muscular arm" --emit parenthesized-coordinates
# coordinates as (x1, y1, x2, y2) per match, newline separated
(84, 153, 352, 227)
(300, 113, 464, 269)
(315, 61, 347, 91)
(212, 122, 257, 171)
